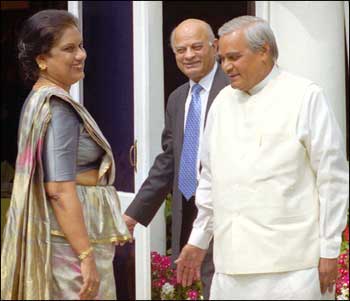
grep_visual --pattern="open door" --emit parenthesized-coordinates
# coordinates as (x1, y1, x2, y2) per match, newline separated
(73, 2, 136, 300)
(70, 1, 165, 299)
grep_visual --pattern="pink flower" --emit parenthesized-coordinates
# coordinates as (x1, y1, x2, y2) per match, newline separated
(336, 246, 349, 297)
(151, 251, 203, 300)
(170, 275, 177, 286)
(187, 289, 199, 300)
(153, 280, 162, 288)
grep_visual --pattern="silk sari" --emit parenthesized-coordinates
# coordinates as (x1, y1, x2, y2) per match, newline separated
(1, 86, 131, 300)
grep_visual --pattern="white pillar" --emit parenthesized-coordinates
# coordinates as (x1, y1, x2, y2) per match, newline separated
(146, 3, 166, 257)
(257, 1, 347, 143)
(345, 1, 349, 66)
(133, 1, 165, 299)
(67, 1, 83, 103)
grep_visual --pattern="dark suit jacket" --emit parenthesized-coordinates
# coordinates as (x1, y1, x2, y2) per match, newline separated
(125, 66, 230, 260)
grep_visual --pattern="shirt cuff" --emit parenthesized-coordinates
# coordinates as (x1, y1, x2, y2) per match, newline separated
(188, 227, 212, 250)
(320, 237, 342, 258)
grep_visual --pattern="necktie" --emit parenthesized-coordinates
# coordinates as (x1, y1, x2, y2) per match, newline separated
(178, 83, 203, 200)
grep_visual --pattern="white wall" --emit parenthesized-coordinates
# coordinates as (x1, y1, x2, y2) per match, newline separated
(257, 1, 347, 144)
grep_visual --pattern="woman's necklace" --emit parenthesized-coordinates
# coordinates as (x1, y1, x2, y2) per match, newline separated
(33, 78, 68, 92)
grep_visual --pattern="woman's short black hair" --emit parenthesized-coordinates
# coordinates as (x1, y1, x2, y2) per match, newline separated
(17, 9, 78, 84)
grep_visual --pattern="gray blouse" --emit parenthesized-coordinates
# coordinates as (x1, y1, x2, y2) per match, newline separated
(42, 96, 104, 182)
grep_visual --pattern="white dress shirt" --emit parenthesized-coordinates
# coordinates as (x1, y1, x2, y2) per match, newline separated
(189, 65, 349, 259)
(184, 62, 218, 180)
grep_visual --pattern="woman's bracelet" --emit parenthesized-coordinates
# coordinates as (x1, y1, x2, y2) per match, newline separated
(78, 246, 94, 261)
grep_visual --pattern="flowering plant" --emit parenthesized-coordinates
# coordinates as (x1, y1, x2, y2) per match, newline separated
(336, 223, 349, 300)
(151, 251, 203, 300)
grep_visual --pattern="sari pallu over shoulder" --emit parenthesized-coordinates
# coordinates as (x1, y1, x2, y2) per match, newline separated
(1, 86, 130, 300)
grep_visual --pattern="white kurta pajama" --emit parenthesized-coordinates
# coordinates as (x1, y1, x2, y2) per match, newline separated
(188, 66, 349, 300)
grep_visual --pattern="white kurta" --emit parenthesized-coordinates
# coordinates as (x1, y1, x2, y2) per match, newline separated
(210, 268, 335, 300)
(188, 66, 349, 300)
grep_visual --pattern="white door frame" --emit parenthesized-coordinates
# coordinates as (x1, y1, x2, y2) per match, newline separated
(255, 1, 270, 21)
(67, 1, 83, 103)
(133, 1, 165, 299)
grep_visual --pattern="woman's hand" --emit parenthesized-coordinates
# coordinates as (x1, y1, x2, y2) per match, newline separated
(45, 181, 100, 299)
(79, 255, 100, 300)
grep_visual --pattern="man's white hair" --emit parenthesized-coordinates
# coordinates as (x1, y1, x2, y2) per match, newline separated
(218, 15, 278, 62)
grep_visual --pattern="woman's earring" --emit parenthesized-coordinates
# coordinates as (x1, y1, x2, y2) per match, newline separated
(38, 63, 46, 70)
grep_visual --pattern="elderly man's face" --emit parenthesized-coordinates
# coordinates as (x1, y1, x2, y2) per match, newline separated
(173, 22, 216, 82)
(218, 29, 268, 92)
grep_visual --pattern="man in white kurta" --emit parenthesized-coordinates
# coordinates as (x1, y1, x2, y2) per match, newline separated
(175, 16, 349, 300)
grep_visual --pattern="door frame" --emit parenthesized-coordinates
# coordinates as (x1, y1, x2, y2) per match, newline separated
(67, 1, 83, 103)
(133, 2, 165, 299)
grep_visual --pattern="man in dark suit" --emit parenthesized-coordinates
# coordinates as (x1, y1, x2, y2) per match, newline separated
(123, 18, 229, 299)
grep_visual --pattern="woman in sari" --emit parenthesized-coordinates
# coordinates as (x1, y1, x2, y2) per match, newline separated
(1, 9, 131, 300)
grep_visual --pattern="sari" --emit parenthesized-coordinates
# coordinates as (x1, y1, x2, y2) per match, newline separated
(1, 86, 131, 300)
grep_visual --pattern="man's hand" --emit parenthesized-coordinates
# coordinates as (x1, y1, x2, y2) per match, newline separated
(318, 257, 338, 294)
(122, 214, 138, 240)
(175, 244, 207, 287)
